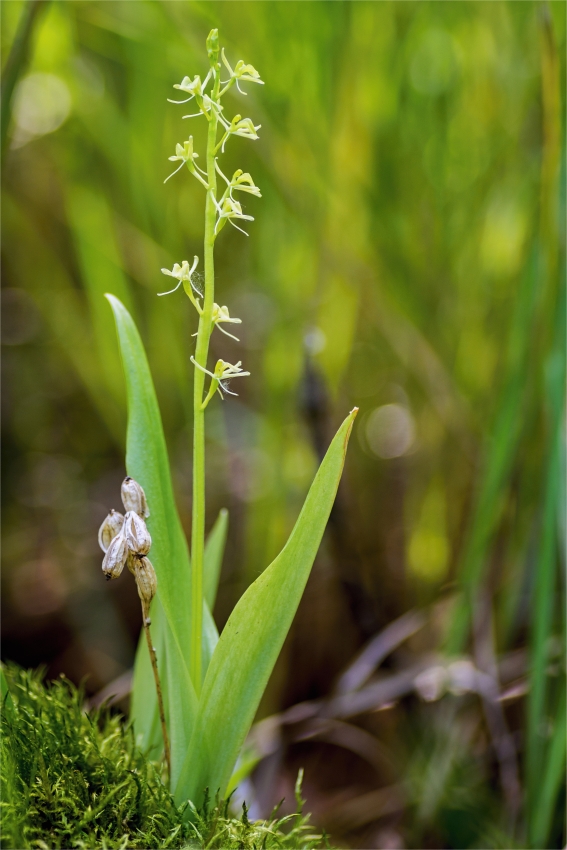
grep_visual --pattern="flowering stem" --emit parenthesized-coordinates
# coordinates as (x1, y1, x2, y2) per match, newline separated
(190, 69, 220, 694)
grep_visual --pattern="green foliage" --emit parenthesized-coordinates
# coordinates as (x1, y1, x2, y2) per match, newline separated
(185, 775, 328, 850)
(107, 294, 219, 787)
(1, 665, 184, 849)
(1, 2, 565, 847)
(109, 292, 354, 803)
(204, 509, 229, 611)
(176, 410, 356, 806)
(1, 666, 328, 850)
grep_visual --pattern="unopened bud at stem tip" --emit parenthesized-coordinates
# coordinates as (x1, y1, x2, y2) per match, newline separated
(206, 28, 219, 64)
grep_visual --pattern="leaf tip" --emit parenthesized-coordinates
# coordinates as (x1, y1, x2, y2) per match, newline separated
(343, 407, 358, 455)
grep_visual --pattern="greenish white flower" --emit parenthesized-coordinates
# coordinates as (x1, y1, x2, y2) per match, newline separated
(213, 195, 254, 236)
(221, 49, 264, 94)
(159, 256, 199, 296)
(215, 162, 261, 199)
(164, 137, 207, 184)
(169, 73, 208, 103)
(212, 303, 242, 340)
(190, 356, 250, 399)
(217, 114, 261, 153)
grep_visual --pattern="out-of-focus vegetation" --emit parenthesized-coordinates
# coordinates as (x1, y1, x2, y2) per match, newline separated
(1, 2, 564, 848)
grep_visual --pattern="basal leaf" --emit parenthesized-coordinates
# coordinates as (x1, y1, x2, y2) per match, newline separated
(204, 509, 228, 610)
(107, 294, 207, 782)
(174, 409, 357, 805)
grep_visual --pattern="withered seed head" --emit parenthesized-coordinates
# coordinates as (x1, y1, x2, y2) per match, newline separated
(102, 530, 129, 580)
(134, 556, 157, 614)
(126, 551, 137, 576)
(121, 477, 150, 518)
(98, 509, 124, 553)
(124, 510, 152, 555)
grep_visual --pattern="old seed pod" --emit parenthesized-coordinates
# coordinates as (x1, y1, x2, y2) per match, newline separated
(124, 510, 152, 555)
(126, 551, 137, 576)
(121, 477, 150, 518)
(98, 509, 124, 553)
(102, 530, 129, 580)
(134, 555, 157, 609)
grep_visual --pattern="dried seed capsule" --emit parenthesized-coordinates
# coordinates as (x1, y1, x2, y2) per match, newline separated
(124, 510, 152, 555)
(126, 551, 137, 576)
(134, 556, 157, 614)
(121, 477, 150, 518)
(102, 530, 129, 580)
(97, 510, 124, 553)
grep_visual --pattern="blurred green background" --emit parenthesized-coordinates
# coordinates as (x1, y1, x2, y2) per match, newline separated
(1, 2, 565, 847)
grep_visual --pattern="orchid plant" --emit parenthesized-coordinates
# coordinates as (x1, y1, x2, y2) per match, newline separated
(104, 30, 356, 810)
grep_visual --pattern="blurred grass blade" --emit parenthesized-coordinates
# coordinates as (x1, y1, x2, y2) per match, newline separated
(446, 247, 541, 653)
(0, 0, 47, 159)
(67, 187, 134, 411)
(531, 685, 566, 848)
(204, 509, 228, 610)
(106, 294, 199, 783)
(527, 290, 565, 845)
(174, 409, 357, 805)
(4, 198, 124, 442)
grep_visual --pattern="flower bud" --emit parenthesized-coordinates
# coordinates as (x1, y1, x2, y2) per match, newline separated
(124, 510, 152, 555)
(97, 510, 124, 553)
(206, 28, 219, 64)
(102, 530, 129, 580)
(134, 556, 157, 613)
(121, 477, 150, 518)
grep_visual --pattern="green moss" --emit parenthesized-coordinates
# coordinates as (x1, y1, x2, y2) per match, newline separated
(0, 666, 327, 850)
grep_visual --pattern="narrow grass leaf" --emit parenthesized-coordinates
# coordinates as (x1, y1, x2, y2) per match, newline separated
(446, 247, 541, 652)
(531, 685, 566, 848)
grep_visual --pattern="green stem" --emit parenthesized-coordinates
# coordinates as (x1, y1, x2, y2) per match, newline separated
(190, 73, 220, 694)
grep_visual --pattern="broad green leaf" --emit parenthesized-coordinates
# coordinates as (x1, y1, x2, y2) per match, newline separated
(204, 509, 228, 610)
(174, 409, 357, 805)
(107, 294, 221, 782)
(107, 294, 219, 783)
